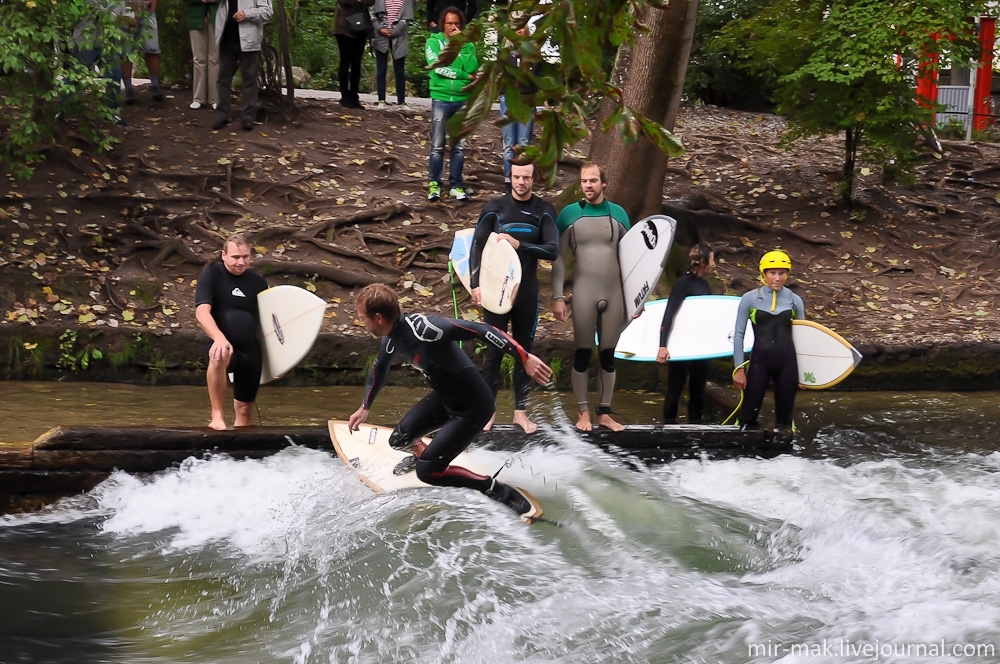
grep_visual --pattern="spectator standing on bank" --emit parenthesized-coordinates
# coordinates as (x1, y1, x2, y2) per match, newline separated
(211, 0, 273, 131)
(121, 0, 163, 104)
(426, 0, 476, 29)
(426, 7, 478, 202)
(333, 0, 375, 109)
(499, 19, 538, 192)
(371, 0, 413, 110)
(73, 0, 129, 125)
(188, 0, 220, 110)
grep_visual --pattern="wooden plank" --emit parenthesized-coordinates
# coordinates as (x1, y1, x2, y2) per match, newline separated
(32, 425, 330, 451)
(0, 447, 33, 469)
(0, 470, 110, 494)
(30, 449, 283, 472)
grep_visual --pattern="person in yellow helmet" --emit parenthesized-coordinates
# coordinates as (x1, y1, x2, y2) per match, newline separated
(732, 250, 805, 433)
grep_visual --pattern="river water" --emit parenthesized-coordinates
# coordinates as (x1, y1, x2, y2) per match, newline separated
(2, 383, 999, 663)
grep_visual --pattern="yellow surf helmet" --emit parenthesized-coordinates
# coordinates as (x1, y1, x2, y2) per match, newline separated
(759, 250, 791, 276)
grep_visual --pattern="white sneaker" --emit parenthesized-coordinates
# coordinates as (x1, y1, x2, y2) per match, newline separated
(450, 187, 469, 201)
(398, 103, 410, 111)
(212, 103, 217, 110)
(376, 101, 387, 110)
(190, 101, 203, 110)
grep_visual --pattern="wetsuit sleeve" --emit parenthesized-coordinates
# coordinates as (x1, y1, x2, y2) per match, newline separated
(360, 338, 394, 409)
(734, 292, 754, 367)
(792, 292, 806, 320)
(518, 203, 558, 261)
(659, 277, 693, 347)
(551, 224, 572, 301)
(433, 315, 531, 365)
(469, 208, 498, 290)
(194, 264, 217, 308)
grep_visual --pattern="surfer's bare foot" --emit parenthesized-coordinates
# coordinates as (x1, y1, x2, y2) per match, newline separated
(208, 416, 227, 430)
(575, 411, 592, 432)
(597, 413, 625, 432)
(483, 413, 496, 431)
(513, 410, 537, 434)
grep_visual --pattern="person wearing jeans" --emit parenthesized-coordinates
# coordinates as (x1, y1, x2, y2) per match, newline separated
(371, 0, 413, 109)
(425, 7, 477, 201)
(498, 20, 537, 191)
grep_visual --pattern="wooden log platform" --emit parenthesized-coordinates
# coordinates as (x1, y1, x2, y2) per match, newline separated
(0, 423, 790, 515)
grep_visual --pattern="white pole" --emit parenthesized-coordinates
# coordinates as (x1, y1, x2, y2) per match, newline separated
(966, 17, 981, 141)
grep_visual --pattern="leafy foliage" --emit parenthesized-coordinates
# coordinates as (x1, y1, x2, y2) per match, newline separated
(683, 0, 777, 111)
(0, 0, 140, 178)
(717, 0, 985, 205)
(442, 0, 685, 182)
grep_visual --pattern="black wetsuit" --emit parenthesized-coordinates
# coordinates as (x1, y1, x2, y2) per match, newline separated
(658, 271, 712, 424)
(361, 313, 531, 492)
(469, 193, 557, 410)
(194, 262, 269, 403)
(734, 286, 806, 428)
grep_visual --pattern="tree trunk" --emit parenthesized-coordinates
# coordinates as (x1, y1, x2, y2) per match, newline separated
(274, 0, 295, 105)
(587, 1, 700, 221)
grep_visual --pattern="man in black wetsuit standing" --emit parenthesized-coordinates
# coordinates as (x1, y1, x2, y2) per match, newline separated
(469, 162, 558, 433)
(347, 283, 552, 517)
(195, 233, 269, 429)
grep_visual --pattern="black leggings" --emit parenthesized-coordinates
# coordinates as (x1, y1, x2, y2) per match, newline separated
(739, 342, 798, 427)
(390, 367, 495, 492)
(335, 34, 367, 104)
(482, 279, 539, 410)
(663, 359, 707, 424)
(374, 48, 406, 104)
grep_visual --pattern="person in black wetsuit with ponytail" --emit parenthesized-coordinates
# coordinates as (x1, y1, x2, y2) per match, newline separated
(732, 250, 805, 433)
(656, 243, 715, 424)
(347, 283, 553, 517)
(469, 162, 558, 433)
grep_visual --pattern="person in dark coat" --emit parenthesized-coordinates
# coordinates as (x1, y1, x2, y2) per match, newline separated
(333, 0, 376, 109)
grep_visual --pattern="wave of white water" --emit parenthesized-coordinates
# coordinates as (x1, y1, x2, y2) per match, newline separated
(3, 431, 999, 663)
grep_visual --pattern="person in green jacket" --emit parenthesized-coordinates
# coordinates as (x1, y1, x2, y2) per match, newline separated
(425, 6, 478, 202)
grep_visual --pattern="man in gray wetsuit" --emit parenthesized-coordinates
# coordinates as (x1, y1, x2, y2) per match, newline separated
(552, 162, 631, 431)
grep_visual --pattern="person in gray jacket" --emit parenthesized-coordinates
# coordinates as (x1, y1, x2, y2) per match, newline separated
(211, 0, 272, 131)
(371, 0, 414, 109)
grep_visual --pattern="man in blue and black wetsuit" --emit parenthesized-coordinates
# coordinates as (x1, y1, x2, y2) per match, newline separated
(347, 283, 553, 516)
(732, 250, 806, 433)
(469, 162, 558, 433)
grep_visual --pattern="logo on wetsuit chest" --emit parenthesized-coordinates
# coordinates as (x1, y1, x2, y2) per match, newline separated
(406, 314, 443, 341)
(232, 288, 246, 297)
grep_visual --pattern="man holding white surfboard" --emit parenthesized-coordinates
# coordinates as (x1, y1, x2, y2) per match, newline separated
(552, 162, 631, 432)
(195, 233, 269, 430)
(732, 250, 805, 434)
(347, 284, 553, 518)
(470, 162, 558, 434)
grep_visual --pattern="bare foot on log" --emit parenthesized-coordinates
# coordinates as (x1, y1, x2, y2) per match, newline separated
(597, 413, 624, 432)
(513, 410, 537, 434)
